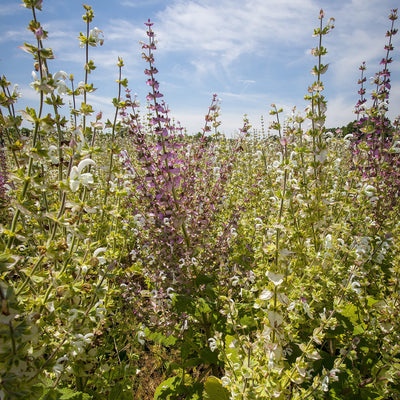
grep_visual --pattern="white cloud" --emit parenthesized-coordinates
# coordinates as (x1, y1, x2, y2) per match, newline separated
(0, 29, 30, 43)
(155, 0, 316, 65)
(0, 3, 24, 16)
(103, 19, 143, 42)
(387, 81, 400, 121)
(325, 95, 357, 128)
(119, 0, 164, 7)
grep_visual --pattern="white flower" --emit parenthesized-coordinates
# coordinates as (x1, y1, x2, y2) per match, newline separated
(77, 81, 86, 94)
(30, 71, 53, 93)
(324, 234, 332, 250)
(230, 275, 239, 286)
(12, 84, 21, 98)
(254, 217, 263, 224)
(321, 375, 329, 391)
(221, 376, 231, 387)
(137, 330, 146, 345)
(355, 236, 371, 260)
(53, 356, 68, 376)
(29, 70, 69, 94)
(391, 141, 400, 153)
(315, 148, 328, 163)
(181, 319, 188, 331)
(91, 120, 104, 129)
(363, 184, 376, 197)
(167, 287, 175, 299)
(283, 347, 293, 357)
(229, 339, 237, 349)
(53, 71, 69, 94)
(81, 27, 104, 48)
(109, 180, 117, 193)
(351, 280, 361, 295)
(48, 145, 59, 164)
(90, 27, 104, 46)
(71, 333, 93, 356)
(329, 368, 340, 382)
(134, 214, 145, 228)
(69, 158, 96, 192)
(93, 300, 106, 317)
(93, 247, 107, 265)
(208, 337, 217, 352)
(72, 127, 86, 152)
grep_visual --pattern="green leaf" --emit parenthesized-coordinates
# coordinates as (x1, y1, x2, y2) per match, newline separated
(37, 387, 92, 400)
(173, 294, 196, 315)
(144, 328, 177, 347)
(153, 376, 181, 400)
(225, 335, 239, 364)
(196, 297, 211, 315)
(0, 252, 18, 273)
(199, 347, 219, 365)
(39, 48, 55, 60)
(108, 385, 123, 399)
(38, 388, 59, 400)
(59, 388, 92, 399)
(203, 376, 230, 400)
(195, 274, 215, 286)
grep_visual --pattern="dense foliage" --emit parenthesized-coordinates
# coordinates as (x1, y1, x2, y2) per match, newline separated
(1, 2, 400, 399)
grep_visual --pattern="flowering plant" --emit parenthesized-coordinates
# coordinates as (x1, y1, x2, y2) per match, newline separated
(0, 3, 399, 400)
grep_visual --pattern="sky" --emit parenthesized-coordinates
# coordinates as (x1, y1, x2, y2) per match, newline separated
(1, 0, 399, 136)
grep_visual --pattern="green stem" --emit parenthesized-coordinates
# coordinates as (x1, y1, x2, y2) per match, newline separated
(16, 254, 45, 296)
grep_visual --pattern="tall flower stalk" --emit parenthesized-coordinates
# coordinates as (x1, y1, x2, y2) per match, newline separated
(352, 8, 399, 224)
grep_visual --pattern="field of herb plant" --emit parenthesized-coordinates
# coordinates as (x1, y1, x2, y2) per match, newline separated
(1, 1, 400, 399)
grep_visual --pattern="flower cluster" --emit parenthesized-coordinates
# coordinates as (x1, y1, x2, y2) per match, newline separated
(351, 9, 400, 223)
(0, 145, 8, 205)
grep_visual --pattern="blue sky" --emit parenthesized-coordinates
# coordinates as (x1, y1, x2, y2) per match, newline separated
(1, 0, 399, 135)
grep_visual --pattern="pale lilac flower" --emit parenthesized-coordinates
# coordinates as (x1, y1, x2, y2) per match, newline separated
(34, 26, 44, 40)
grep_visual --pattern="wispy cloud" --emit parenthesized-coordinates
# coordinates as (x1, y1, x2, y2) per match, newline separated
(119, 0, 164, 8)
(0, 3, 25, 16)
(0, 29, 30, 44)
(156, 0, 316, 63)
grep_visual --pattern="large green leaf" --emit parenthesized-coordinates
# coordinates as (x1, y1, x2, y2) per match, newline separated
(203, 376, 230, 400)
